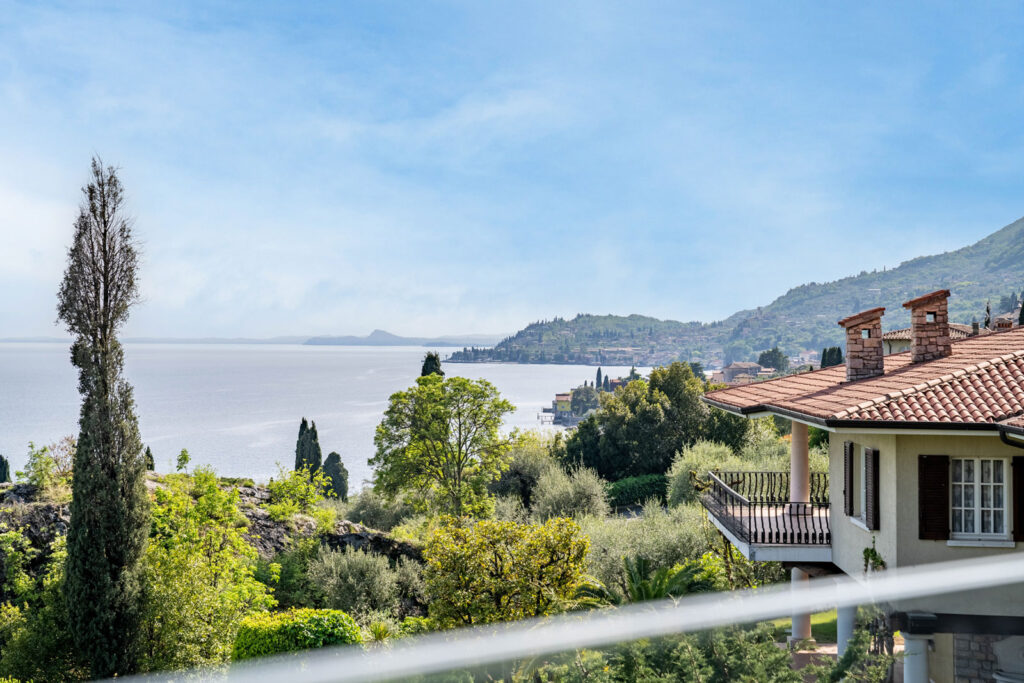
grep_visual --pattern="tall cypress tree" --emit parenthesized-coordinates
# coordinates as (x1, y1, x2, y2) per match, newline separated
(323, 451, 349, 501)
(57, 158, 149, 677)
(295, 418, 310, 471)
(144, 446, 154, 471)
(596, 367, 603, 389)
(0, 454, 9, 483)
(307, 421, 323, 471)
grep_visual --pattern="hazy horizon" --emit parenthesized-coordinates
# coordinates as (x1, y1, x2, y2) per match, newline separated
(4, 3, 1024, 339)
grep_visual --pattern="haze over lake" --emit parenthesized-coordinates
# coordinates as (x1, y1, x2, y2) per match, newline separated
(0, 343, 647, 488)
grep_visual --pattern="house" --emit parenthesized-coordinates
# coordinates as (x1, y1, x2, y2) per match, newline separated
(701, 290, 1024, 683)
(721, 361, 762, 383)
(552, 393, 572, 421)
(993, 307, 1022, 331)
(882, 321, 986, 355)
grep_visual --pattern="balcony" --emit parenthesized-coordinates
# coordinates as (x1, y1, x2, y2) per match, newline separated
(700, 470, 832, 563)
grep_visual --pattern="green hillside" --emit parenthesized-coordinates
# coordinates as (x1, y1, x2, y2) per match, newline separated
(448, 216, 1024, 366)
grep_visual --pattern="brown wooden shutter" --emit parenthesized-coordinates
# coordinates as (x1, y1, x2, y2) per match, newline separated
(866, 449, 880, 531)
(844, 441, 855, 516)
(1013, 457, 1024, 542)
(918, 454, 950, 540)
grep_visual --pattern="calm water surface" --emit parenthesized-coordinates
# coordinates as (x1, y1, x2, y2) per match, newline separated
(0, 343, 646, 488)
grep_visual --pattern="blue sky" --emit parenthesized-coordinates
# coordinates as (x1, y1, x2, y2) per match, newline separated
(3, 2, 1024, 338)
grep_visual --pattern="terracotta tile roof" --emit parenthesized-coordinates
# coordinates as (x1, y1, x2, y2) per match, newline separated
(703, 326, 1024, 431)
(881, 323, 982, 342)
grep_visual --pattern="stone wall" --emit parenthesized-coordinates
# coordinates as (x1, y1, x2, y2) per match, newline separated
(843, 314, 884, 381)
(909, 295, 952, 362)
(954, 633, 1000, 682)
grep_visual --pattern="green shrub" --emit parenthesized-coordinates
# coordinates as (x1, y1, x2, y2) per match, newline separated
(266, 465, 331, 521)
(342, 489, 415, 531)
(492, 494, 530, 523)
(399, 615, 434, 636)
(580, 502, 714, 599)
(254, 537, 323, 609)
(488, 431, 560, 508)
(531, 467, 610, 521)
(607, 474, 667, 508)
(232, 608, 362, 660)
(307, 546, 399, 617)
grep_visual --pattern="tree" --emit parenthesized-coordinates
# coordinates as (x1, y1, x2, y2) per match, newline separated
(603, 375, 610, 391)
(688, 361, 705, 378)
(820, 346, 844, 369)
(322, 452, 349, 501)
(985, 300, 992, 329)
(0, 454, 9, 483)
(56, 157, 149, 677)
(570, 384, 599, 416)
(757, 347, 788, 372)
(144, 446, 154, 471)
(294, 418, 323, 473)
(420, 351, 444, 377)
(596, 367, 603, 389)
(1019, 302, 1024, 327)
(371, 374, 514, 516)
(176, 448, 190, 472)
(422, 517, 589, 627)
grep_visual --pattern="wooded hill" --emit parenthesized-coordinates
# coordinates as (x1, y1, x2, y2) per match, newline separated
(448, 216, 1024, 366)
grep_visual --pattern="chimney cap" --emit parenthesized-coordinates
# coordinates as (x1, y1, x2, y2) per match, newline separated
(838, 307, 886, 329)
(902, 289, 951, 309)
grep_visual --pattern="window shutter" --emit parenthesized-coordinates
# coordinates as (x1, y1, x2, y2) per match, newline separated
(844, 441, 854, 516)
(866, 449, 881, 531)
(1013, 457, 1024, 542)
(918, 455, 950, 540)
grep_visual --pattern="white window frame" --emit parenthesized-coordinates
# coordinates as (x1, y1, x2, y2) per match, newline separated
(950, 456, 1012, 541)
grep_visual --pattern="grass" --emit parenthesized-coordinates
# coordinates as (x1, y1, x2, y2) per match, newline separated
(771, 609, 838, 644)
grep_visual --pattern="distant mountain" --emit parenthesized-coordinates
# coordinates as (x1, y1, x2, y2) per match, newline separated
(449, 216, 1024, 366)
(304, 329, 505, 347)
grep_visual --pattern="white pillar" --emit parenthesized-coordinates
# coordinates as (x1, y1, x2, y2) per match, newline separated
(789, 568, 812, 644)
(903, 633, 930, 683)
(790, 421, 810, 505)
(836, 605, 857, 656)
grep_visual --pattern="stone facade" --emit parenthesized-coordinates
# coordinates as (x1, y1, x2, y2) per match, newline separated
(954, 633, 1001, 682)
(838, 307, 885, 381)
(904, 289, 952, 363)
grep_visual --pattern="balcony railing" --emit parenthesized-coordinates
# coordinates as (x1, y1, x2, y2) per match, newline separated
(701, 471, 831, 546)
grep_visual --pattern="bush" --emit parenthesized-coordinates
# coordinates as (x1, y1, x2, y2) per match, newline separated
(307, 546, 399, 618)
(666, 441, 745, 506)
(607, 474, 667, 508)
(531, 467, 610, 521)
(579, 502, 714, 599)
(424, 517, 589, 627)
(342, 489, 415, 531)
(266, 465, 331, 521)
(488, 431, 560, 509)
(254, 537, 323, 609)
(492, 494, 530, 523)
(232, 608, 362, 661)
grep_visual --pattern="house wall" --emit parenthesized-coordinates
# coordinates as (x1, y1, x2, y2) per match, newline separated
(828, 432, 1024, 618)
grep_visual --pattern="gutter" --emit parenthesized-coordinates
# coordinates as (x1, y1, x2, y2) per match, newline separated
(999, 428, 1024, 450)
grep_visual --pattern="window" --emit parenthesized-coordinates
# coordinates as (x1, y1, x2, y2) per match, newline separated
(844, 442, 880, 530)
(951, 458, 1008, 538)
(861, 328, 870, 339)
(926, 311, 936, 323)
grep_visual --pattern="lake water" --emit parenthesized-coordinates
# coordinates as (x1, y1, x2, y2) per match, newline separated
(0, 343, 646, 488)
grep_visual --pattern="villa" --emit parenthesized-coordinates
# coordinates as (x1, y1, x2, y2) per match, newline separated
(701, 290, 1024, 683)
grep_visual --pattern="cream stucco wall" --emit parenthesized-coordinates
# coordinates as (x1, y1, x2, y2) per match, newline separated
(828, 431, 1024, 618)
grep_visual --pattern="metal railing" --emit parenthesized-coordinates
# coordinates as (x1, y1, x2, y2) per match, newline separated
(701, 471, 831, 546)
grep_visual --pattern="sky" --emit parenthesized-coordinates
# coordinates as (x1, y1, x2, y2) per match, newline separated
(3, 2, 1024, 338)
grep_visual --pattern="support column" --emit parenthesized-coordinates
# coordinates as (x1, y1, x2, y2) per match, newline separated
(836, 604, 857, 656)
(788, 568, 813, 645)
(788, 420, 813, 647)
(790, 421, 809, 506)
(903, 633, 930, 683)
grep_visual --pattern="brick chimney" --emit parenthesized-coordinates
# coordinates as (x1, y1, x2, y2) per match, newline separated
(902, 289, 952, 362)
(838, 307, 885, 381)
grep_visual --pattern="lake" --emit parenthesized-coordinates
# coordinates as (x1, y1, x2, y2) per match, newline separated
(0, 343, 647, 488)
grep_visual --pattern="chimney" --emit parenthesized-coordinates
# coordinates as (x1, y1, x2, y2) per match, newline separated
(837, 307, 885, 381)
(902, 289, 952, 363)
(972, 321, 980, 336)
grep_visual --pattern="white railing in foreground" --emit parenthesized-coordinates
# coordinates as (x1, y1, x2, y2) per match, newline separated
(119, 552, 1024, 682)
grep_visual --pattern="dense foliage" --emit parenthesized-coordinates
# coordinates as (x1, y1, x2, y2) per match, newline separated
(530, 467, 610, 520)
(420, 351, 444, 377)
(232, 608, 362, 661)
(294, 418, 323, 473)
(0, 456, 8, 484)
(563, 363, 749, 480)
(322, 452, 349, 501)
(57, 158, 150, 678)
(607, 474, 667, 508)
(372, 375, 514, 516)
(757, 346, 789, 372)
(422, 517, 588, 627)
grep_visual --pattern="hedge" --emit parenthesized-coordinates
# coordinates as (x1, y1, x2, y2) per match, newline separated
(607, 474, 667, 508)
(232, 608, 362, 661)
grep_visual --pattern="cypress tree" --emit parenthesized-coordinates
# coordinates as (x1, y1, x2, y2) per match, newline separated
(57, 158, 149, 677)
(144, 446, 154, 471)
(323, 451, 349, 501)
(985, 301, 992, 329)
(0, 454, 9, 483)
(1019, 303, 1024, 327)
(307, 421, 323, 472)
(295, 418, 309, 471)
(603, 375, 610, 391)
(596, 367, 603, 389)
(421, 351, 445, 377)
